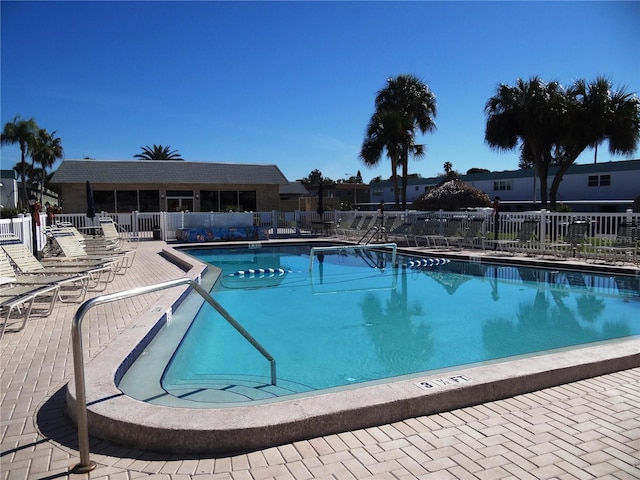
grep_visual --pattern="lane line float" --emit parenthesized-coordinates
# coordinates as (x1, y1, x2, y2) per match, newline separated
(407, 258, 450, 269)
(229, 268, 291, 277)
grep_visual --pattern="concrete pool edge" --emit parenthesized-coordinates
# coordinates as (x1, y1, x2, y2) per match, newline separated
(66, 242, 640, 455)
(68, 335, 639, 454)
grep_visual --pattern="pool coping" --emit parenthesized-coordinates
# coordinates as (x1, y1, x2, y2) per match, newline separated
(66, 241, 640, 454)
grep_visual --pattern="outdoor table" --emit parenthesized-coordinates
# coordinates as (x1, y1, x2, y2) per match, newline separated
(311, 221, 334, 237)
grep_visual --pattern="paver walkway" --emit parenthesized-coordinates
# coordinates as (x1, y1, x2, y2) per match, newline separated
(1, 241, 638, 480)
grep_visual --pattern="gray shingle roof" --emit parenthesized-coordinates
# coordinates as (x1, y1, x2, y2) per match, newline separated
(50, 160, 290, 185)
(279, 182, 309, 195)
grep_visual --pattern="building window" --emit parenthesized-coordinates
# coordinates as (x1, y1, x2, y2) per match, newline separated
(93, 191, 114, 213)
(115, 191, 138, 213)
(238, 191, 257, 212)
(166, 190, 193, 197)
(588, 175, 611, 187)
(200, 190, 219, 212)
(139, 190, 160, 212)
(493, 180, 512, 191)
(220, 191, 238, 211)
(372, 188, 384, 197)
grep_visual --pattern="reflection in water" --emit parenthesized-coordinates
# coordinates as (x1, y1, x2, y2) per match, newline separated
(483, 283, 631, 359)
(422, 261, 487, 295)
(576, 294, 606, 323)
(359, 268, 433, 375)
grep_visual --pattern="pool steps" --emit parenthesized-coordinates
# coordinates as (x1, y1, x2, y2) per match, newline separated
(163, 374, 313, 403)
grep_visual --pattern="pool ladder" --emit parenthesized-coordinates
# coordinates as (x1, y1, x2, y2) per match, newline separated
(70, 277, 276, 473)
(359, 225, 381, 244)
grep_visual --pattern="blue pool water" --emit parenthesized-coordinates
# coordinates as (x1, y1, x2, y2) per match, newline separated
(153, 244, 639, 401)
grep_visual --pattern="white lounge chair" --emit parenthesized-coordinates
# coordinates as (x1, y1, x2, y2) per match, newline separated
(1, 257, 59, 337)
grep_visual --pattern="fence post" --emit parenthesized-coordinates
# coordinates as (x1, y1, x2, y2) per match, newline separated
(132, 211, 139, 236)
(539, 209, 547, 246)
(159, 211, 165, 241)
(295, 210, 300, 236)
(271, 210, 278, 236)
(438, 209, 445, 235)
(17, 214, 32, 252)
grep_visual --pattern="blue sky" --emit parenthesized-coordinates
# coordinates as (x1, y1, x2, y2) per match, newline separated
(1, 1, 639, 184)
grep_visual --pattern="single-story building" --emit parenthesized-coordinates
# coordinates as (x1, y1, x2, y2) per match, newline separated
(279, 181, 309, 211)
(49, 160, 290, 213)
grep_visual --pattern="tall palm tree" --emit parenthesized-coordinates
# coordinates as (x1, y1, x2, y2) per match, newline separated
(31, 129, 64, 201)
(572, 77, 613, 165)
(368, 74, 437, 209)
(485, 77, 565, 208)
(134, 144, 183, 160)
(360, 110, 405, 208)
(1, 115, 39, 209)
(548, 78, 640, 208)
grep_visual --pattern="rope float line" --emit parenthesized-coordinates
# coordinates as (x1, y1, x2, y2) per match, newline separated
(229, 258, 448, 276)
(406, 258, 451, 268)
(229, 268, 291, 277)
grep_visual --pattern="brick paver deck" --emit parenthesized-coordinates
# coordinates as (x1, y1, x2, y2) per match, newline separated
(1, 241, 638, 479)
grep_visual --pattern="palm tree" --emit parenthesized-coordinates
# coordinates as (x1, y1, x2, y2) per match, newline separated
(485, 77, 566, 209)
(360, 110, 405, 207)
(363, 74, 437, 209)
(1, 115, 39, 209)
(548, 78, 640, 208)
(134, 144, 183, 160)
(573, 77, 613, 165)
(31, 129, 63, 201)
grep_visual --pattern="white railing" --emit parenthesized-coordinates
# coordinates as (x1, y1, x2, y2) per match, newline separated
(0, 213, 46, 252)
(53, 211, 162, 239)
(401, 209, 639, 248)
(3, 209, 638, 250)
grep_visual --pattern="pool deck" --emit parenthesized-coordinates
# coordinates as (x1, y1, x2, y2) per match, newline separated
(1, 239, 639, 479)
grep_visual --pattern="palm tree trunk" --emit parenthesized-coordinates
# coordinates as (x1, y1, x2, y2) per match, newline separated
(536, 162, 549, 209)
(529, 143, 550, 209)
(550, 152, 581, 209)
(401, 146, 409, 209)
(19, 145, 29, 210)
(391, 158, 400, 209)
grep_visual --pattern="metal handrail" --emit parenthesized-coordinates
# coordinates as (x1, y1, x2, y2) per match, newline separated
(309, 243, 397, 273)
(70, 277, 276, 473)
(359, 225, 380, 244)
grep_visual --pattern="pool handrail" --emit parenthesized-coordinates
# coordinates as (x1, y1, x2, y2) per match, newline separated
(70, 276, 276, 473)
(308, 243, 397, 273)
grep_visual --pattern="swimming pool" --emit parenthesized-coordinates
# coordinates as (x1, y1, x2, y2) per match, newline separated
(118, 243, 640, 407)
(71, 242, 639, 453)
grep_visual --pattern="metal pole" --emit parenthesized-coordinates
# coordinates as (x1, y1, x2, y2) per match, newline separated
(70, 277, 276, 472)
(70, 300, 96, 473)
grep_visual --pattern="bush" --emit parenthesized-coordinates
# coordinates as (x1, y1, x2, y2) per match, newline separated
(553, 203, 572, 212)
(0, 208, 24, 219)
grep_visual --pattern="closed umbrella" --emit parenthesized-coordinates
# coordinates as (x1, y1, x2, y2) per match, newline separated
(317, 182, 324, 217)
(86, 181, 96, 219)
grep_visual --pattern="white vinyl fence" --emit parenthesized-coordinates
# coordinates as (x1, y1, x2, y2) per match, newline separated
(0, 213, 46, 253)
(2, 209, 638, 251)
